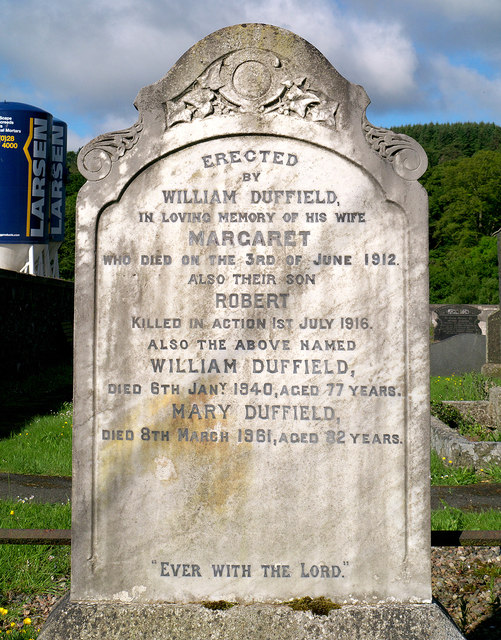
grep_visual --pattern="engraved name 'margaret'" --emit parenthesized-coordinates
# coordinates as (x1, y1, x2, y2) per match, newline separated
(189, 230, 310, 246)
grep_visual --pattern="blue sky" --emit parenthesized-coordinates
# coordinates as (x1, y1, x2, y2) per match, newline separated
(1, 0, 500, 150)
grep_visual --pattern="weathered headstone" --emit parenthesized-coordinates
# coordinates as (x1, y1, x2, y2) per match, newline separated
(40, 24, 464, 640)
(495, 228, 501, 305)
(433, 304, 481, 341)
(482, 308, 501, 377)
(486, 309, 501, 364)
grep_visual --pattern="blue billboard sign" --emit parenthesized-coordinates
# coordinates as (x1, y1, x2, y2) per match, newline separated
(0, 101, 53, 244)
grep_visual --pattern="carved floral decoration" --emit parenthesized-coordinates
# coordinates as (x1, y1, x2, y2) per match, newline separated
(166, 49, 339, 129)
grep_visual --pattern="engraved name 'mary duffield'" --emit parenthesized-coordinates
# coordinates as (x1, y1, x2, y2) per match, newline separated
(73, 27, 430, 605)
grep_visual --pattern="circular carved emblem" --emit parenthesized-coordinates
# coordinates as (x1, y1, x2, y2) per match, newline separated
(232, 61, 272, 99)
(218, 49, 285, 111)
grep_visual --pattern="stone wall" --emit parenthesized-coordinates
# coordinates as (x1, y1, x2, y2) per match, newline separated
(430, 415, 501, 469)
(0, 268, 74, 379)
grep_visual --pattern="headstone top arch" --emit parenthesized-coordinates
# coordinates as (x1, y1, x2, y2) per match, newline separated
(78, 24, 427, 184)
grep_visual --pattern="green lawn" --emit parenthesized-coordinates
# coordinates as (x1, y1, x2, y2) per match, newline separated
(0, 404, 72, 477)
(430, 371, 501, 402)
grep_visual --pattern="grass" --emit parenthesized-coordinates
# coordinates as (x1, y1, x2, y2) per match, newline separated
(0, 499, 71, 638)
(0, 404, 72, 477)
(430, 372, 501, 402)
(431, 503, 501, 530)
(431, 450, 501, 485)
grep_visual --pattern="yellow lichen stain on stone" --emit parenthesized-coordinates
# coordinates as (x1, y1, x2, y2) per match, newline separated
(96, 387, 253, 519)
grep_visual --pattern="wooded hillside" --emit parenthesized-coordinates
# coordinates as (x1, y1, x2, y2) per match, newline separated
(59, 123, 501, 304)
(393, 123, 500, 304)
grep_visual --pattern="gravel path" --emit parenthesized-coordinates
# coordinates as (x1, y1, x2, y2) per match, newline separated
(432, 546, 500, 638)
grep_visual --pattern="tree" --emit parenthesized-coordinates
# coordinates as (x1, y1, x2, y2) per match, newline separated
(429, 236, 499, 304)
(423, 150, 501, 250)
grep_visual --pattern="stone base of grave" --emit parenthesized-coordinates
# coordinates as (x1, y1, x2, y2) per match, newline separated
(482, 363, 501, 377)
(39, 595, 465, 640)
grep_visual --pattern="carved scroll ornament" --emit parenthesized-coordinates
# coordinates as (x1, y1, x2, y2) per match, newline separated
(77, 117, 143, 181)
(363, 114, 428, 180)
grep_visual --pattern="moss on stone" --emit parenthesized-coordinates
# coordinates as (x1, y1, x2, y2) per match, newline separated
(285, 596, 341, 616)
(202, 600, 236, 610)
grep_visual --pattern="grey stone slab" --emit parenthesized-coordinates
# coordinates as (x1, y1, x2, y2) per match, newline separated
(481, 362, 501, 377)
(67, 20, 431, 620)
(485, 308, 501, 363)
(431, 483, 501, 511)
(39, 596, 465, 640)
(430, 333, 486, 376)
(488, 386, 501, 424)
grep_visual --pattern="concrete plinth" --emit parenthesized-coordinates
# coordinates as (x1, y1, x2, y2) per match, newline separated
(39, 596, 465, 640)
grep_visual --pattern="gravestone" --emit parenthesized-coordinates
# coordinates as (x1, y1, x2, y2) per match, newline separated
(482, 309, 501, 377)
(495, 228, 501, 305)
(430, 333, 486, 376)
(486, 309, 501, 364)
(40, 24, 464, 640)
(433, 304, 481, 341)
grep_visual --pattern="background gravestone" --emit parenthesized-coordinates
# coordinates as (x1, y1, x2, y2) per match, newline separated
(486, 309, 501, 364)
(40, 23, 463, 640)
(430, 333, 486, 377)
(482, 308, 501, 378)
(433, 304, 481, 341)
(481, 230, 500, 377)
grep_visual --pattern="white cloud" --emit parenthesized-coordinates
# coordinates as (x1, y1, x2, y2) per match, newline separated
(0, 0, 419, 110)
(432, 55, 501, 121)
(67, 129, 92, 153)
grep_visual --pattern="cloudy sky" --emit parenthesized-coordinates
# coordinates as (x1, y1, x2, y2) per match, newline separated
(1, 0, 500, 151)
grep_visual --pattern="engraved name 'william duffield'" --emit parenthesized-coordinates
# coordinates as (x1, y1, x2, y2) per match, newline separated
(148, 357, 351, 374)
(162, 189, 337, 205)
